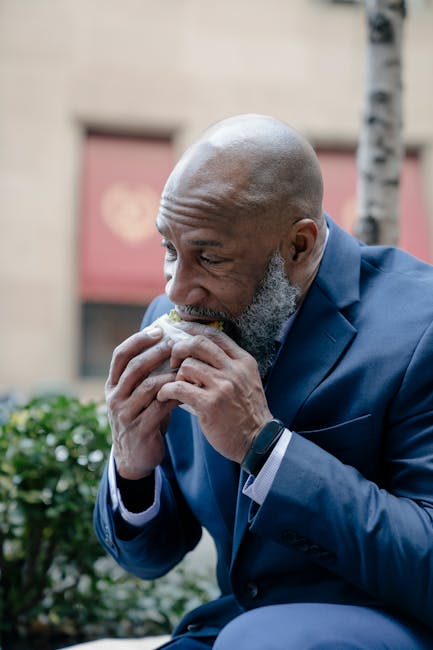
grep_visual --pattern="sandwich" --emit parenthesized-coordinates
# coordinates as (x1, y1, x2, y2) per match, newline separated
(167, 309, 224, 330)
(147, 310, 224, 415)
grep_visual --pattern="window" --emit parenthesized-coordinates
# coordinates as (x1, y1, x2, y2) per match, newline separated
(79, 132, 174, 377)
(317, 148, 431, 263)
(80, 302, 147, 377)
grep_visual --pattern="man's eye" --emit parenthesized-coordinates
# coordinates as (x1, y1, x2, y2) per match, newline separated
(200, 254, 221, 265)
(162, 241, 177, 260)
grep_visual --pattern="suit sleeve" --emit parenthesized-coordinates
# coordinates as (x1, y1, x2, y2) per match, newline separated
(94, 456, 202, 579)
(249, 320, 433, 630)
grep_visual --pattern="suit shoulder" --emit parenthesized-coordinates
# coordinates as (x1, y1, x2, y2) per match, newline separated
(356, 247, 433, 331)
(361, 246, 433, 289)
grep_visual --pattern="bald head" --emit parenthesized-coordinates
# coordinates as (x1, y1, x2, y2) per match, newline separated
(162, 114, 324, 230)
(158, 115, 327, 307)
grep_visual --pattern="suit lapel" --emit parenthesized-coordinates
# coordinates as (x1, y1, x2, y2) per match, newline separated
(231, 217, 361, 564)
(266, 283, 357, 426)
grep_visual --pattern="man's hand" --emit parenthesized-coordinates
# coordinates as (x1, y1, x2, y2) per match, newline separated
(157, 323, 273, 463)
(106, 325, 179, 480)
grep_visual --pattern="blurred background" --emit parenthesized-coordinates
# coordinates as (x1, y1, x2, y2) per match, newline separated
(1, 0, 433, 401)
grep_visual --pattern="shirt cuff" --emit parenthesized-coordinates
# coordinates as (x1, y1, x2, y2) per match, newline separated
(108, 448, 162, 527)
(243, 428, 293, 505)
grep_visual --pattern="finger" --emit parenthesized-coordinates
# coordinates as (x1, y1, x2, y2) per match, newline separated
(108, 367, 177, 422)
(119, 338, 176, 397)
(170, 333, 245, 372)
(108, 325, 164, 386)
(176, 356, 210, 388)
(128, 371, 178, 420)
(107, 374, 178, 441)
(172, 322, 245, 359)
(108, 335, 173, 398)
(135, 393, 178, 428)
(157, 380, 204, 413)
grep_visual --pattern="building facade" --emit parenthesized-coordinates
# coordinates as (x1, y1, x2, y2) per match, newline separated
(1, 0, 432, 397)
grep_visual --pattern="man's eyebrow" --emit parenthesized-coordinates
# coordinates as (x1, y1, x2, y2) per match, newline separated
(156, 224, 224, 248)
(187, 239, 223, 247)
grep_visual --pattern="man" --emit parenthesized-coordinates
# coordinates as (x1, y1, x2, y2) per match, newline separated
(94, 114, 433, 648)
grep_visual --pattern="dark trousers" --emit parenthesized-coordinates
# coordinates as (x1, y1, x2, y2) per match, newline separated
(157, 603, 433, 649)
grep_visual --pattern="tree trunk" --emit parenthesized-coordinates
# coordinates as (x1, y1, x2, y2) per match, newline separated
(355, 0, 406, 245)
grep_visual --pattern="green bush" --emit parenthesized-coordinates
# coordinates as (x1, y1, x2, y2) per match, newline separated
(0, 395, 218, 649)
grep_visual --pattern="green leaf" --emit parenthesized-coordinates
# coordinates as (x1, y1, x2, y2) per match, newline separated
(1, 394, 217, 645)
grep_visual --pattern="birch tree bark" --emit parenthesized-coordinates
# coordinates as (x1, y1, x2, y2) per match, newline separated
(354, 0, 406, 245)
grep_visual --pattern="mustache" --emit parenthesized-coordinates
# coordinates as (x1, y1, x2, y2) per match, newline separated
(176, 304, 232, 322)
(175, 304, 239, 339)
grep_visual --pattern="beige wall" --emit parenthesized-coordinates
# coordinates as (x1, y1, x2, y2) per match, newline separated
(1, 0, 433, 397)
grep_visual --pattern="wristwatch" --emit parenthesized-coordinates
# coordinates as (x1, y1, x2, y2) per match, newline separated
(241, 418, 286, 475)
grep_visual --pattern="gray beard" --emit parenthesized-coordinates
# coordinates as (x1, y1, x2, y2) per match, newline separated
(178, 250, 300, 377)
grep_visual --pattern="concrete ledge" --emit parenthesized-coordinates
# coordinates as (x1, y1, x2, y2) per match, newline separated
(57, 636, 171, 649)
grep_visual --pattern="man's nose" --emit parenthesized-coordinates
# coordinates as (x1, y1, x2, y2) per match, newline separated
(164, 260, 207, 305)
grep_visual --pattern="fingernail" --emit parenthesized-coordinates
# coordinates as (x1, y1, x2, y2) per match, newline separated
(146, 326, 162, 338)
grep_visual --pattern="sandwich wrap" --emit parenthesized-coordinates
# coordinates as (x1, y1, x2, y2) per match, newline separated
(147, 311, 223, 414)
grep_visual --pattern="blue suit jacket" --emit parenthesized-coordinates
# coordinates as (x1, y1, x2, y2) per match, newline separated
(95, 217, 433, 637)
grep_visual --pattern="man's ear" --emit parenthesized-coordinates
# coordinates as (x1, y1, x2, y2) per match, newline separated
(287, 218, 318, 263)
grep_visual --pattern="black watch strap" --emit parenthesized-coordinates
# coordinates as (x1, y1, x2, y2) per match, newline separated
(241, 418, 286, 475)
